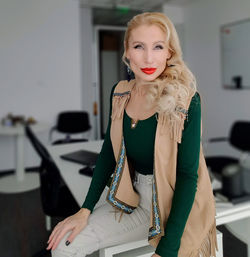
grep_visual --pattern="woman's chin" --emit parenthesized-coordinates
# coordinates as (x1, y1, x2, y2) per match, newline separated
(134, 73, 159, 82)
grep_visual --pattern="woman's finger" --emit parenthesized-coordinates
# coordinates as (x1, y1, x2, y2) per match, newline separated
(47, 228, 59, 244)
(48, 221, 64, 243)
(47, 225, 65, 250)
(65, 227, 81, 245)
(48, 218, 68, 244)
(51, 226, 73, 250)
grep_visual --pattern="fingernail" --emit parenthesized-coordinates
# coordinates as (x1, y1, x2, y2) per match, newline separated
(65, 240, 70, 246)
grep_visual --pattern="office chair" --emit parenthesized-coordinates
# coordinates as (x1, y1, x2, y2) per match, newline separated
(49, 111, 91, 145)
(206, 121, 250, 257)
(25, 124, 80, 257)
(205, 121, 250, 181)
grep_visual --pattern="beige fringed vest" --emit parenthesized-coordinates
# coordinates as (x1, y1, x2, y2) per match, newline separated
(106, 79, 218, 257)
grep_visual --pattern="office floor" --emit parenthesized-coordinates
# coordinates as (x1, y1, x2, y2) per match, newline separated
(0, 172, 247, 257)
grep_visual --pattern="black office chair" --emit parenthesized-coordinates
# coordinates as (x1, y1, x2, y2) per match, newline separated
(205, 121, 250, 181)
(49, 111, 91, 145)
(25, 124, 80, 257)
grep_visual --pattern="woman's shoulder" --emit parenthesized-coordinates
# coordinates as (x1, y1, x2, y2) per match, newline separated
(187, 91, 201, 118)
(110, 79, 134, 95)
(110, 80, 127, 97)
(190, 91, 201, 107)
(111, 82, 119, 94)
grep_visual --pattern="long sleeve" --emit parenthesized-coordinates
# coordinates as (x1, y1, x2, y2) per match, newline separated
(81, 84, 117, 213)
(155, 93, 201, 257)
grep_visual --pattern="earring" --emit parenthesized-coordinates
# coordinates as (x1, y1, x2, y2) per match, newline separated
(127, 65, 132, 75)
(125, 57, 130, 65)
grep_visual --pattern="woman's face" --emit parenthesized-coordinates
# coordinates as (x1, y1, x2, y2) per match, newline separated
(125, 24, 171, 84)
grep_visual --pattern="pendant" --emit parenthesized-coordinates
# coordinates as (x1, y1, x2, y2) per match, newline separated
(131, 119, 138, 129)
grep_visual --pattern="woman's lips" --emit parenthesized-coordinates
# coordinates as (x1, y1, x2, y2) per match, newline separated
(141, 68, 157, 74)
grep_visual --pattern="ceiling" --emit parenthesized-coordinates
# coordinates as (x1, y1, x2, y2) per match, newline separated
(80, 0, 191, 26)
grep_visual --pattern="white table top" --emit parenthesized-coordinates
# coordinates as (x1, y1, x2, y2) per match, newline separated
(0, 122, 49, 135)
(48, 141, 250, 225)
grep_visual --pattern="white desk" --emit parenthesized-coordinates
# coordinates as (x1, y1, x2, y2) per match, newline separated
(48, 141, 250, 225)
(0, 123, 48, 193)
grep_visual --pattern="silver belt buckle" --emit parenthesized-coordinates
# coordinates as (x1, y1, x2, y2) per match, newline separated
(147, 176, 153, 184)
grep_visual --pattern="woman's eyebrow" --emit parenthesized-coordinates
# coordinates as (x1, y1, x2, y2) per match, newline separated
(132, 40, 165, 44)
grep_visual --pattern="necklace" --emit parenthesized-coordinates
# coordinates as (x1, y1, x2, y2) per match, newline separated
(129, 82, 145, 129)
(131, 118, 138, 129)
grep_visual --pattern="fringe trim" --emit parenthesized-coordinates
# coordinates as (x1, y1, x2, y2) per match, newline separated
(109, 207, 125, 223)
(111, 95, 130, 121)
(158, 112, 186, 143)
(169, 114, 185, 143)
(158, 91, 194, 142)
(188, 221, 218, 257)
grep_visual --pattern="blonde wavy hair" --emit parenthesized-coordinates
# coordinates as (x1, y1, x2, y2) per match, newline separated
(122, 12, 197, 122)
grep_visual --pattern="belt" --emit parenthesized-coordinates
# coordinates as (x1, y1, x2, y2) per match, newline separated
(134, 171, 153, 184)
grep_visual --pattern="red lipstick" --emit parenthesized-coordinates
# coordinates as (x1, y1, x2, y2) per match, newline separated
(141, 68, 157, 74)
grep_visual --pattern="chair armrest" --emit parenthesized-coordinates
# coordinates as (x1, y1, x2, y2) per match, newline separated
(202, 137, 229, 151)
(208, 137, 228, 143)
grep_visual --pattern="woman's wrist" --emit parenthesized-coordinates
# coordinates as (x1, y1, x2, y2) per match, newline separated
(79, 207, 91, 218)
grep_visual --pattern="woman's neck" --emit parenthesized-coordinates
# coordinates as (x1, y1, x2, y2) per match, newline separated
(133, 80, 147, 96)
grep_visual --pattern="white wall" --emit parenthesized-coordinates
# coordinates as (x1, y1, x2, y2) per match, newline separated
(162, 6, 185, 61)
(164, 0, 250, 158)
(0, 0, 82, 170)
(80, 7, 95, 139)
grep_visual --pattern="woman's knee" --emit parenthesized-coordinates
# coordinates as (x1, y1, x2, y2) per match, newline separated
(51, 241, 88, 257)
(51, 227, 99, 257)
(51, 247, 79, 257)
(50, 232, 81, 257)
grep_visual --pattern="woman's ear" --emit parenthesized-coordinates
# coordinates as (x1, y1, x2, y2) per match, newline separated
(125, 51, 130, 60)
(167, 51, 172, 60)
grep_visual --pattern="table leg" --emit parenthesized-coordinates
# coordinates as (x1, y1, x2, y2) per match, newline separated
(16, 134, 25, 181)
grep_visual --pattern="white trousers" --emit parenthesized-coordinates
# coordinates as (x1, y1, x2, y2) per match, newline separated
(52, 172, 154, 257)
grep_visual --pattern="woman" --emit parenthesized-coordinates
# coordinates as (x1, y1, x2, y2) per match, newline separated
(47, 12, 218, 257)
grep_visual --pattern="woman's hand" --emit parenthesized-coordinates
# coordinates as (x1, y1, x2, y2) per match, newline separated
(151, 254, 161, 257)
(46, 208, 91, 251)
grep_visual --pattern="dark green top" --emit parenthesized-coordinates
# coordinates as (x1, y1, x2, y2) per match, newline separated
(82, 82, 201, 257)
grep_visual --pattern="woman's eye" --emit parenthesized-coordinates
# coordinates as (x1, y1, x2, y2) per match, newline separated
(133, 44, 163, 49)
(155, 45, 164, 49)
(134, 45, 142, 49)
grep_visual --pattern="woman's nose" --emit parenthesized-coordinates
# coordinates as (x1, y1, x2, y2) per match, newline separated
(144, 50, 153, 64)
